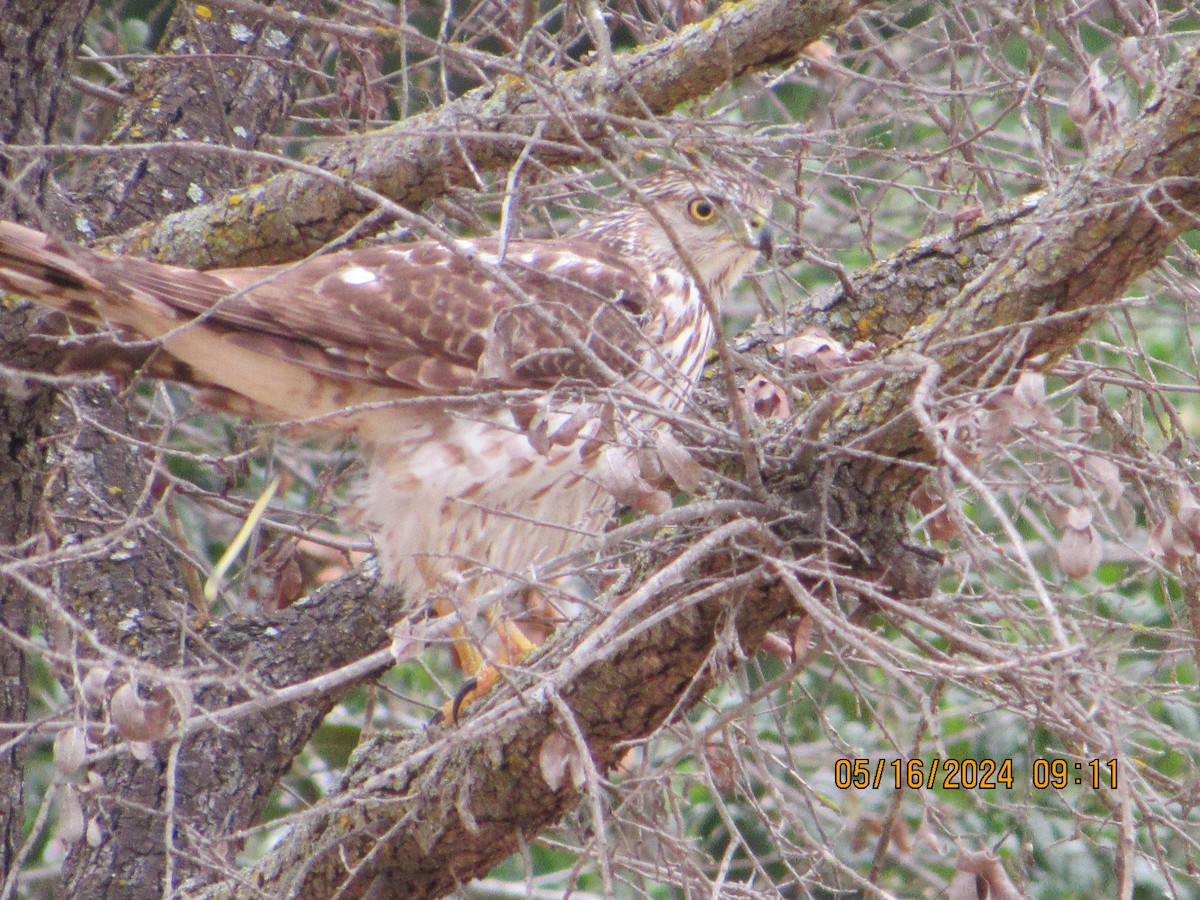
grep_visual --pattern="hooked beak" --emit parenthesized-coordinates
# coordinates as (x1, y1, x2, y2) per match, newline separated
(753, 220, 774, 260)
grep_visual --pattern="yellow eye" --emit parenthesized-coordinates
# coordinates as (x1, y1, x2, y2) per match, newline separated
(687, 197, 717, 222)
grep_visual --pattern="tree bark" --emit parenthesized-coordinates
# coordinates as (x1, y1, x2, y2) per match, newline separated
(66, 0, 321, 238)
(0, 307, 58, 886)
(0, 0, 97, 884)
(99, 0, 861, 268)
(0, 0, 97, 225)
(25, 3, 371, 897)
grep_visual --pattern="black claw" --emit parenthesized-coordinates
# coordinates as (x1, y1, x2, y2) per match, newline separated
(451, 677, 478, 723)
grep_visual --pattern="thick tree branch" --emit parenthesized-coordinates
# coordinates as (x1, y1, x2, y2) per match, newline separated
(793, 50, 1200, 504)
(214, 530, 781, 900)
(103, 0, 861, 268)
(66, 0, 323, 236)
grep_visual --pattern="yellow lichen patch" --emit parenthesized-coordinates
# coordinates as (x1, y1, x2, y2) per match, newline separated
(227, 193, 244, 207)
(492, 73, 525, 94)
(697, 2, 741, 32)
(194, 4, 212, 18)
(856, 304, 885, 340)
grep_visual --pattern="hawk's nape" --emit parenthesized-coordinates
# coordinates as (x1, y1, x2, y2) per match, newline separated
(0, 171, 772, 719)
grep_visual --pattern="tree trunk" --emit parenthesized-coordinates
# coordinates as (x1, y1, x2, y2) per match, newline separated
(0, 0, 97, 883)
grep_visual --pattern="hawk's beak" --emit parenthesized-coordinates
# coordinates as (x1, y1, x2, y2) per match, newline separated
(753, 220, 774, 261)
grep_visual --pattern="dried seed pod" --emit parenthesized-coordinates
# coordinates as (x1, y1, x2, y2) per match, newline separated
(110, 682, 171, 744)
(56, 785, 85, 846)
(53, 725, 88, 777)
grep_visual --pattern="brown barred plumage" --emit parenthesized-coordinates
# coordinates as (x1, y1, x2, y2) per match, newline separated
(0, 172, 772, 716)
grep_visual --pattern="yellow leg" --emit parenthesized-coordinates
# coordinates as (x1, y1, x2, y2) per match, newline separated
(498, 618, 539, 662)
(433, 596, 486, 678)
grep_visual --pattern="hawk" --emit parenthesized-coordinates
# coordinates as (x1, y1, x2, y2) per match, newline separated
(0, 170, 772, 717)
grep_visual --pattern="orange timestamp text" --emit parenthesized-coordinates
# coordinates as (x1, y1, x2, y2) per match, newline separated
(833, 757, 1119, 791)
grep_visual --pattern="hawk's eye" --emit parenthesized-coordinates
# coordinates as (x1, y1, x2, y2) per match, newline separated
(687, 197, 717, 223)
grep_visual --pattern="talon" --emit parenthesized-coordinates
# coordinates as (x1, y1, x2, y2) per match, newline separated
(428, 601, 544, 725)
(451, 677, 478, 723)
(439, 664, 502, 724)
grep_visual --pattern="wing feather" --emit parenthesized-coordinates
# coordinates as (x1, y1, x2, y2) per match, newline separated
(106, 238, 655, 393)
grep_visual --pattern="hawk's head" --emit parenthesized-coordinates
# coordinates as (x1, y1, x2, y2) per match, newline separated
(579, 171, 773, 296)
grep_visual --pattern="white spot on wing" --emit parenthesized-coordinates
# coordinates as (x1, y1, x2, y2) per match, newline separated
(547, 255, 584, 272)
(340, 266, 378, 286)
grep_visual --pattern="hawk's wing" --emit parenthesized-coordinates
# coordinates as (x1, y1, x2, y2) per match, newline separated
(0, 223, 657, 403)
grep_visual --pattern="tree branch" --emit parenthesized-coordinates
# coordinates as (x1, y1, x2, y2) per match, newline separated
(104, 0, 861, 268)
(66, 0, 323, 236)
